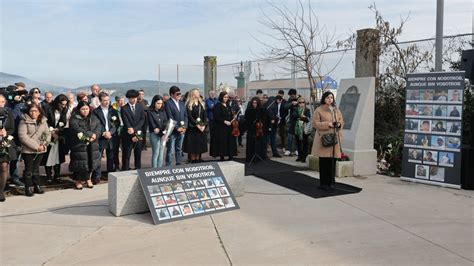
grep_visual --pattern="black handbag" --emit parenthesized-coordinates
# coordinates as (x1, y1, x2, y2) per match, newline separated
(320, 133, 337, 147)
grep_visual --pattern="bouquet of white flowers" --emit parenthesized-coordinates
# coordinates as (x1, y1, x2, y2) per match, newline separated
(77, 132, 90, 145)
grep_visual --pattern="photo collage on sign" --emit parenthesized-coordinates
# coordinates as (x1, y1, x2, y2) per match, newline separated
(405, 87, 463, 183)
(147, 177, 236, 221)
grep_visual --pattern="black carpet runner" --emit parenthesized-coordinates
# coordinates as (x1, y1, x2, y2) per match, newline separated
(235, 158, 362, 199)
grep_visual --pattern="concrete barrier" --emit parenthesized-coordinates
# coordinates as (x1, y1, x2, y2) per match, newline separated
(307, 155, 354, 177)
(108, 161, 245, 217)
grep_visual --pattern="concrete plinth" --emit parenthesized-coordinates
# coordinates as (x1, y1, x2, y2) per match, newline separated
(108, 161, 245, 217)
(344, 149, 377, 176)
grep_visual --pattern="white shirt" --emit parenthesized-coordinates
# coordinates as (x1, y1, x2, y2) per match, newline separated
(172, 98, 180, 112)
(101, 106, 109, 131)
(130, 104, 136, 113)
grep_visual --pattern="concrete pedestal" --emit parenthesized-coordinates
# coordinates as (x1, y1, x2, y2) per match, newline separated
(108, 161, 245, 217)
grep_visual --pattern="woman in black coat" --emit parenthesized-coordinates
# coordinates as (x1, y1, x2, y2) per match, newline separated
(42, 94, 68, 184)
(244, 97, 269, 162)
(183, 89, 208, 163)
(148, 95, 168, 168)
(210, 91, 237, 161)
(0, 95, 17, 201)
(69, 101, 101, 189)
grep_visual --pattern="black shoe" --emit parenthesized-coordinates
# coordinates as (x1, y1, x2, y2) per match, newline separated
(33, 185, 44, 194)
(53, 177, 62, 184)
(25, 187, 34, 197)
(273, 153, 282, 158)
(0, 193, 5, 202)
(301, 159, 306, 163)
(296, 157, 302, 162)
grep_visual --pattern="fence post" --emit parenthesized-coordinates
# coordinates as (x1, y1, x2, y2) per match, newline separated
(204, 56, 217, 96)
(355, 28, 380, 78)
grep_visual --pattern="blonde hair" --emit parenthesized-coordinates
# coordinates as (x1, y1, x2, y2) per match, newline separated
(186, 88, 205, 110)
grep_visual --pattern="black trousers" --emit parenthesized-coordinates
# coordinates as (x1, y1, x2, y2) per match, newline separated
(278, 122, 286, 149)
(22, 153, 43, 187)
(122, 136, 143, 170)
(92, 139, 115, 180)
(295, 134, 308, 161)
(319, 157, 336, 187)
(112, 134, 121, 169)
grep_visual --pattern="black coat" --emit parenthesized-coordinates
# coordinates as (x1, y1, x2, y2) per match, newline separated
(210, 103, 237, 157)
(41, 107, 68, 165)
(121, 103, 146, 136)
(68, 113, 101, 173)
(93, 106, 119, 149)
(289, 107, 311, 134)
(148, 109, 168, 137)
(183, 104, 208, 154)
(0, 108, 18, 162)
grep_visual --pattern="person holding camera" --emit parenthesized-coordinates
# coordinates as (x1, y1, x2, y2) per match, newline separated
(311, 91, 344, 190)
(18, 103, 51, 196)
(0, 95, 17, 201)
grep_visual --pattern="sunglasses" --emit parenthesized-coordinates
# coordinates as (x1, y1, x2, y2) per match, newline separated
(298, 102, 305, 104)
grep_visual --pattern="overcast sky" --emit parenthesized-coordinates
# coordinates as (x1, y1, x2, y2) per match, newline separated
(1, 0, 472, 88)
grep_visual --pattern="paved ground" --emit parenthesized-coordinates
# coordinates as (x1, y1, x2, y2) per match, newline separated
(1, 155, 473, 265)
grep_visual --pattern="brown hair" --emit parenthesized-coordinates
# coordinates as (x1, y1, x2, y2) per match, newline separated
(26, 102, 44, 122)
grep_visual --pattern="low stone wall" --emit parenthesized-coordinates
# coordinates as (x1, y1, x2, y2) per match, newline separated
(108, 161, 245, 217)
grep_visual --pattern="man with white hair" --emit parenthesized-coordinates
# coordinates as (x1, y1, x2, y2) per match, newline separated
(88, 84, 101, 108)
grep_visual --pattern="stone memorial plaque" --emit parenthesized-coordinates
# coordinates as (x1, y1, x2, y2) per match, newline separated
(339, 86, 360, 129)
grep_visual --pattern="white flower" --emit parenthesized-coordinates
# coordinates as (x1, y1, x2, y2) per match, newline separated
(137, 131, 142, 135)
(58, 122, 64, 127)
(7, 135, 14, 141)
(180, 121, 185, 126)
(49, 127, 55, 132)
(111, 116, 117, 121)
(77, 132, 84, 139)
(196, 118, 201, 122)
(387, 143, 392, 148)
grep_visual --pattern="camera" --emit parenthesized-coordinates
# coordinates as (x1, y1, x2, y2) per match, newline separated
(0, 86, 29, 104)
(332, 122, 342, 129)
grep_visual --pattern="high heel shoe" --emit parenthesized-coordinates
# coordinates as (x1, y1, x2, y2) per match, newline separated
(33, 185, 44, 194)
(74, 183, 83, 190)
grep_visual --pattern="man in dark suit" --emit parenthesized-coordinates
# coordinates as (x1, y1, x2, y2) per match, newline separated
(92, 92, 119, 183)
(121, 89, 145, 170)
(267, 95, 283, 157)
(165, 86, 188, 166)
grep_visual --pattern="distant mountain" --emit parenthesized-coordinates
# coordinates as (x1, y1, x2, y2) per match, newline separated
(74, 80, 204, 97)
(0, 72, 71, 92)
(0, 72, 204, 97)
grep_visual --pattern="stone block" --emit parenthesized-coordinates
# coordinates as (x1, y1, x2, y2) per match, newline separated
(336, 161, 354, 177)
(307, 155, 319, 171)
(108, 161, 245, 217)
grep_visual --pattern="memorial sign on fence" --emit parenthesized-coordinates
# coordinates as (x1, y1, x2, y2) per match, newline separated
(401, 71, 465, 188)
(138, 162, 240, 225)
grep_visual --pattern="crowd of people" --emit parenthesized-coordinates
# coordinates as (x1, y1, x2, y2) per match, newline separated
(0, 82, 344, 201)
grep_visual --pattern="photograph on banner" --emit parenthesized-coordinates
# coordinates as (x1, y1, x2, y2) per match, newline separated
(157, 208, 171, 221)
(439, 152, 454, 167)
(406, 104, 419, 116)
(164, 194, 177, 205)
(148, 185, 161, 195)
(404, 133, 417, 146)
(433, 105, 447, 117)
(419, 120, 431, 133)
(223, 197, 236, 208)
(407, 90, 420, 102)
(153, 196, 166, 208)
(180, 204, 193, 216)
(168, 206, 182, 218)
(431, 120, 447, 133)
(172, 182, 184, 192)
(406, 119, 419, 132)
(447, 121, 461, 135)
(408, 148, 423, 163)
(415, 164, 429, 179)
(433, 89, 448, 102)
(448, 89, 463, 102)
(446, 137, 461, 151)
(160, 184, 173, 194)
(423, 150, 438, 165)
(183, 181, 194, 190)
(192, 202, 205, 213)
(419, 89, 433, 102)
(447, 105, 462, 118)
(418, 105, 433, 117)
(430, 167, 445, 182)
(430, 136, 446, 150)
(417, 134, 430, 148)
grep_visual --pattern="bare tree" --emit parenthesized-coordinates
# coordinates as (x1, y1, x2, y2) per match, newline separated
(253, 0, 345, 103)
